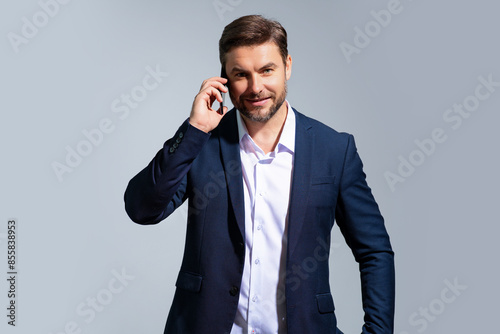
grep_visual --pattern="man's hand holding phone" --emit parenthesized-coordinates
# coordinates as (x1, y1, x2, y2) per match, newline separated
(189, 76, 228, 133)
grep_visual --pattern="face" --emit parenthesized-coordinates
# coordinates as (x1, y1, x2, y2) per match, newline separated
(224, 42, 292, 123)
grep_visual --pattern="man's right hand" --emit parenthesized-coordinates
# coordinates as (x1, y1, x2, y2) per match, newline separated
(189, 76, 228, 133)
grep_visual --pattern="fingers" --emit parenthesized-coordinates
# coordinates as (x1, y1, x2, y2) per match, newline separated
(189, 77, 229, 133)
(196, 77, 228, 108)
(199, 77, 228, 93)
(199, 86, 224, 104)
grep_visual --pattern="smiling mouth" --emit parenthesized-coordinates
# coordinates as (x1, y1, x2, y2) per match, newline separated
(245, 97, 271, 106)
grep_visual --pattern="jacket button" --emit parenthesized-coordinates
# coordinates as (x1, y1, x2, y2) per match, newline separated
(229, 286, 239, 296)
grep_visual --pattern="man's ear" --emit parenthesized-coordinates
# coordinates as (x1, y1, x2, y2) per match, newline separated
(285, 54, 292, 80)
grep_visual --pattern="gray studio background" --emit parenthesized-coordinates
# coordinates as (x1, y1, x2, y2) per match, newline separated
(1, 0, 498, 333)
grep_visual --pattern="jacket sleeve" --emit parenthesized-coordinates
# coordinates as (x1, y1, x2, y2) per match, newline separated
(124, 119, 211, 225)
(334, 134, 395, 334)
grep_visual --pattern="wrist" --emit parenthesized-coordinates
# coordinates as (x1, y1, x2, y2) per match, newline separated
(188, 119, 211, 133)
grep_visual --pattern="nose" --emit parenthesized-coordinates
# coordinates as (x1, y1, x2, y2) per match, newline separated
(248, 74, 263, 94)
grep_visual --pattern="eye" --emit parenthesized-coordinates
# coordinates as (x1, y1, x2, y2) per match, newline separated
(235, 72, 247, 78)
(263, 68, 273, 74)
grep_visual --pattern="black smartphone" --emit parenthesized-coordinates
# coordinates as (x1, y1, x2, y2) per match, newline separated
(219, 67, 227, 115)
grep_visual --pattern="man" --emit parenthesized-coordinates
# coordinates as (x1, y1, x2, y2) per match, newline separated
(124, 15, 395, 334)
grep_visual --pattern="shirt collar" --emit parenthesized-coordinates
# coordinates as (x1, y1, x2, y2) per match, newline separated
(236, 100, 295, 154)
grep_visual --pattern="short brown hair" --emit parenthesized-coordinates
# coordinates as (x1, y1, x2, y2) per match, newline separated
(219, 15, 288, 70)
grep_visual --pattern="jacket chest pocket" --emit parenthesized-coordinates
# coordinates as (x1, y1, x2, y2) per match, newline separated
(309, 176, 337, 208)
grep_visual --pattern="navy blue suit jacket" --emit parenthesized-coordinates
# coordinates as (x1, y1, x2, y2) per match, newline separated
(124, 108, 395, 334)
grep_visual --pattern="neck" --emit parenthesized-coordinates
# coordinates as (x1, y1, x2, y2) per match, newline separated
(242, 102, 288, 155)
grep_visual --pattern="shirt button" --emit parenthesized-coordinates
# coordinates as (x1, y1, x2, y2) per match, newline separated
(229, 286, 239, 296)
(252, 296, 257, 302)
(257, 225, 262, 230)
(178, 132, 184, 138)
(254, 259, 260, 265)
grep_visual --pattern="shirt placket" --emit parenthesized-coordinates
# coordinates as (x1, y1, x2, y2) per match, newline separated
(248, 155, 271, 334)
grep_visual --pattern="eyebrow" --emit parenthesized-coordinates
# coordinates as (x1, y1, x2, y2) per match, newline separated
(230, 62, 278, 74)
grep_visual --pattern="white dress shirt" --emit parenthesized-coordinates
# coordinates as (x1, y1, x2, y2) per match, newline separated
(231, 102, 295, 334)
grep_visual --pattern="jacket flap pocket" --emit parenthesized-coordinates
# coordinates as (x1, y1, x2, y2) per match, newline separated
(316, 292, 335, 314)
(311, 176, 335, 185)
(175, 271, 203, 292)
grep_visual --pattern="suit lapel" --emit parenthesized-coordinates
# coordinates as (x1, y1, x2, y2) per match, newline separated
(217, 109, 245, 239)
(287, 109, 314, 257)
